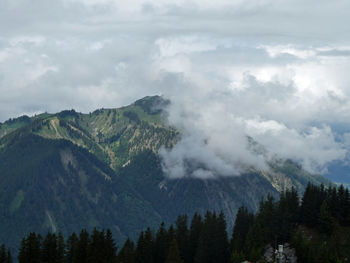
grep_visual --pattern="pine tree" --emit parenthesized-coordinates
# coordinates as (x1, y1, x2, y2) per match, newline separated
(214, 212, 229, 263)
(135, 229, 154, 263)
(230, 206, 254, 253)
(73, 229, 89, 263)
(117, 238, 135, 263)
(66, 232, 78, 263)
(41, 233, 58, 263)
(165, 239, 183, 263)
(188, 213, 202, 263)
(154, 223, 169, 263)
(256, 194, 277, 244)
(195, 211, 229, 263)
(245, 221, 264, 260)
(6, 249, 12, 263)
(104, 229, 117, 263)
(57, 232, 65, 263)
(87, 228, 105, 263)
(0, 246, 12, 263)
(18, 238, 27, 263)
(337, 184, 350, 225)
(229, 250, 245, 263)
(18, 233, 42, 263)
(277, 187, 300, 241)
(175, 215, 189, 263)
(318, 200, 333, 233)
(0, 245, 6, 263)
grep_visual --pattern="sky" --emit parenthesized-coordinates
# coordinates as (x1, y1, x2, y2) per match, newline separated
(1, 0, 350, 180)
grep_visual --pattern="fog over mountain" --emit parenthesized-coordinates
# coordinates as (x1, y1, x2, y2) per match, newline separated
(1, 0, 350, 180)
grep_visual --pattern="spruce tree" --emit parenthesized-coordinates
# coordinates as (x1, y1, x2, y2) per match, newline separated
(188, 213, 202, 263)
(0, 245, 6, 263)
(230, 206, 254, 253)
(165, 239, 183, 263)
(117, 238, 135, 263)
(87, 228, 104, 263)
(104, 229, 117, 263)
(214, 212, 229, 263)
(18, 233, 42, 263)
(57, 232, 65, 263)
(41, 233, 58, 263)
(277, 187, 299, 241)
(73, 229, 89, 263)
(195, 211, 229, 263)
(135, 229, 154, 263)
(66, 232, 78, 263)
(175, 215, 189, 263)
(318, 200, 333, 233)
(6, 249, 12, 263)
(154, 223, 168, 263)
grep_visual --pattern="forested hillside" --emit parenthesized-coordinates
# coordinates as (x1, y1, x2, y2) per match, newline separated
(1, 183, 349, 263)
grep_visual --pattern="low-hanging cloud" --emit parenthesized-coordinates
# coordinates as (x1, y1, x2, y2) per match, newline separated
(158, 69, 348, 178)
(1, 0, 350, 179)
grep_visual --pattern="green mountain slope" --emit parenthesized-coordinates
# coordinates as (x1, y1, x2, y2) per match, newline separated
(118, 150, 329, 231)
(0, 133, 161, 250)
(0, 96, 177, 171)
(0, 96, 330, 251)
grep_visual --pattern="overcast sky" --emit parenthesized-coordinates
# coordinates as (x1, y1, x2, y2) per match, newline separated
(1, 0, 350, 178)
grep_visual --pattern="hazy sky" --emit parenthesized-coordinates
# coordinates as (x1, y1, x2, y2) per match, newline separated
(1, 0, 350, 178)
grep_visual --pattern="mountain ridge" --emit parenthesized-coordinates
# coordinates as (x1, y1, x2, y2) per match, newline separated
(0, 95, 330, 251)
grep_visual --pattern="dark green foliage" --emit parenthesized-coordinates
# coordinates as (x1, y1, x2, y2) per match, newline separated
(165, 239, 183, 263)
(123, 111, 141, 124)
(73, 229, 89, 263)
(57, 110, 78, 119)
(230, 206, 254, 253)
(6, 192, 350, 263)
(188, 214, 202, 263)
(41, 233, 58, 263)
(57, 232, 65, 263)
(133, 96, 169, 115)
(230, 184, 350, 262)
(0, 244, 12, 263)
(18, 233, 42, 263)
(17, 229, 117, 263)
(300, 183, 326, 227)
(154, 223, 169, 263)
(277, 187, 300, 241)
(0, 133, 162, 250)
(175, 215, 189, 263)
(121, 212, 229, 263)
(195, 212, 229, 263)
(117, 238, 135, 263)
(104, 229, 118, 263)
(318, 200, 333, 233)
(135, 229, 154, 263)
(66, 232, 78, 263)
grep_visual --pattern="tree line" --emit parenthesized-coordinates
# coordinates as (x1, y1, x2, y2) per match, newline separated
(231, 183, 350, 262)
(2, 183, 350, 263)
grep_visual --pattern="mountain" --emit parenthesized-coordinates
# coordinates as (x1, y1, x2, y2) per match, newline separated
(0, 96, 329, 250)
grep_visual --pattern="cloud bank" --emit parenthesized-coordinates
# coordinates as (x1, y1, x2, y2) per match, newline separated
(1, 0, 350, 179)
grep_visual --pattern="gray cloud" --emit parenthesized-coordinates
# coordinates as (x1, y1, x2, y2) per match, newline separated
(1, 0, 350, 178)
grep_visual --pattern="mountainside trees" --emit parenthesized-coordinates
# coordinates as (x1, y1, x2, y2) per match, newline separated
(5, 183, 350, 263)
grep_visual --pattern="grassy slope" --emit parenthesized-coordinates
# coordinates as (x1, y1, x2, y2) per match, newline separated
(0, 133, 162, 250)
(0, 96, 178, 172)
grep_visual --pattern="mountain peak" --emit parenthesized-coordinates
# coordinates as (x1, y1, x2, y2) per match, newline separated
(133, 95, 170, 115)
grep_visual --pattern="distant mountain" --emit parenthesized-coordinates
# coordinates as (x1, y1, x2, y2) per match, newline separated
(0, 96, 329, 250)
